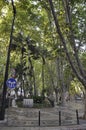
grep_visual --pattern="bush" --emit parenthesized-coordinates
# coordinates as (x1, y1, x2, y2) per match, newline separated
(33, 97, 52, 108)
(16, 101, 23, 107)
(42, 98, 52, 107)
(33, 96, 44, 104)
(16, 98, 23, 107)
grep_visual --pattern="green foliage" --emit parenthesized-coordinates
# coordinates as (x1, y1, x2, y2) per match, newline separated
(33, 96, 44, 104)
(16, 98, 23, 107)
(0, 0, 86, 99)
(33, 101, 51, 108)
(81, 52, 86, 68)
(70, 78, 84, 95)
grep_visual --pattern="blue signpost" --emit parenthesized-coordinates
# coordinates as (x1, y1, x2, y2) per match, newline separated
(6, 78, 17, 89)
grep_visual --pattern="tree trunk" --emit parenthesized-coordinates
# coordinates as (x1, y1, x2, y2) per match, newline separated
(28, 57, 37, 96)
(48, 0, 86, 118)
(48, 0, 86, 86)
(0, 0, 16, 120)
(42, 62, 45, 97)
(56, 55, 65, 104)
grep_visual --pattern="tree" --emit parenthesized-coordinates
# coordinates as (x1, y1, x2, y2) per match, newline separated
(48, 0, 86, 118)
(0, 0, 16, 120)
(0, 0, 85, 119)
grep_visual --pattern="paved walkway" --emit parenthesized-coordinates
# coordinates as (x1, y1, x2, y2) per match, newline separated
(0, 100, 86, 129)
(0, 124, 86, 130)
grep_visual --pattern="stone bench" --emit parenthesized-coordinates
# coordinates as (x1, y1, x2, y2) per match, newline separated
(23, 99, 33, 107)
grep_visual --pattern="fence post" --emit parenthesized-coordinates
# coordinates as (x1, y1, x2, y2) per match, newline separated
(59, 111, 61, 126)
(76, 109, 79, 125)
(38, 110, 40, 126)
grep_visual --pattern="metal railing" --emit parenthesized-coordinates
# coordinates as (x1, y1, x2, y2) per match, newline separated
(6, 108, 80, 127)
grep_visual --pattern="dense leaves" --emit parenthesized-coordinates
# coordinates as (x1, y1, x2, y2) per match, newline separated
(0, 0, 85, 99)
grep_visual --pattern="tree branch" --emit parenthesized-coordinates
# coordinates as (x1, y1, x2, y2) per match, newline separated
(63, 0, 86, 78)
(48, 0, 86, 87)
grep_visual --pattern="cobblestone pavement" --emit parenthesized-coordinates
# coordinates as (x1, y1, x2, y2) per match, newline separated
(0, 100, 86, 130)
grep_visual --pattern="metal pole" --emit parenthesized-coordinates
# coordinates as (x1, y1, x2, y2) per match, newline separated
(38, 111, 40, 126)
(59, 111, 61, 126)
(7, 90, 11, 124)
(76, 109, 79, 125)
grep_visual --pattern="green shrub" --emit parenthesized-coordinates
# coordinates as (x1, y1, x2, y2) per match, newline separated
(33, 98, 52, 108)
(33, 96, 44, 104)
(16, 98, 23, 107)
(16, 101, 23, 107)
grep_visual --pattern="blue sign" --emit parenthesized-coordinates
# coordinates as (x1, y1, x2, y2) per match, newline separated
(6, 78, 17, 89)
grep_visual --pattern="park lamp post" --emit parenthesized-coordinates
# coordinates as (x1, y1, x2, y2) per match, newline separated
(0, 0, 16, 120)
